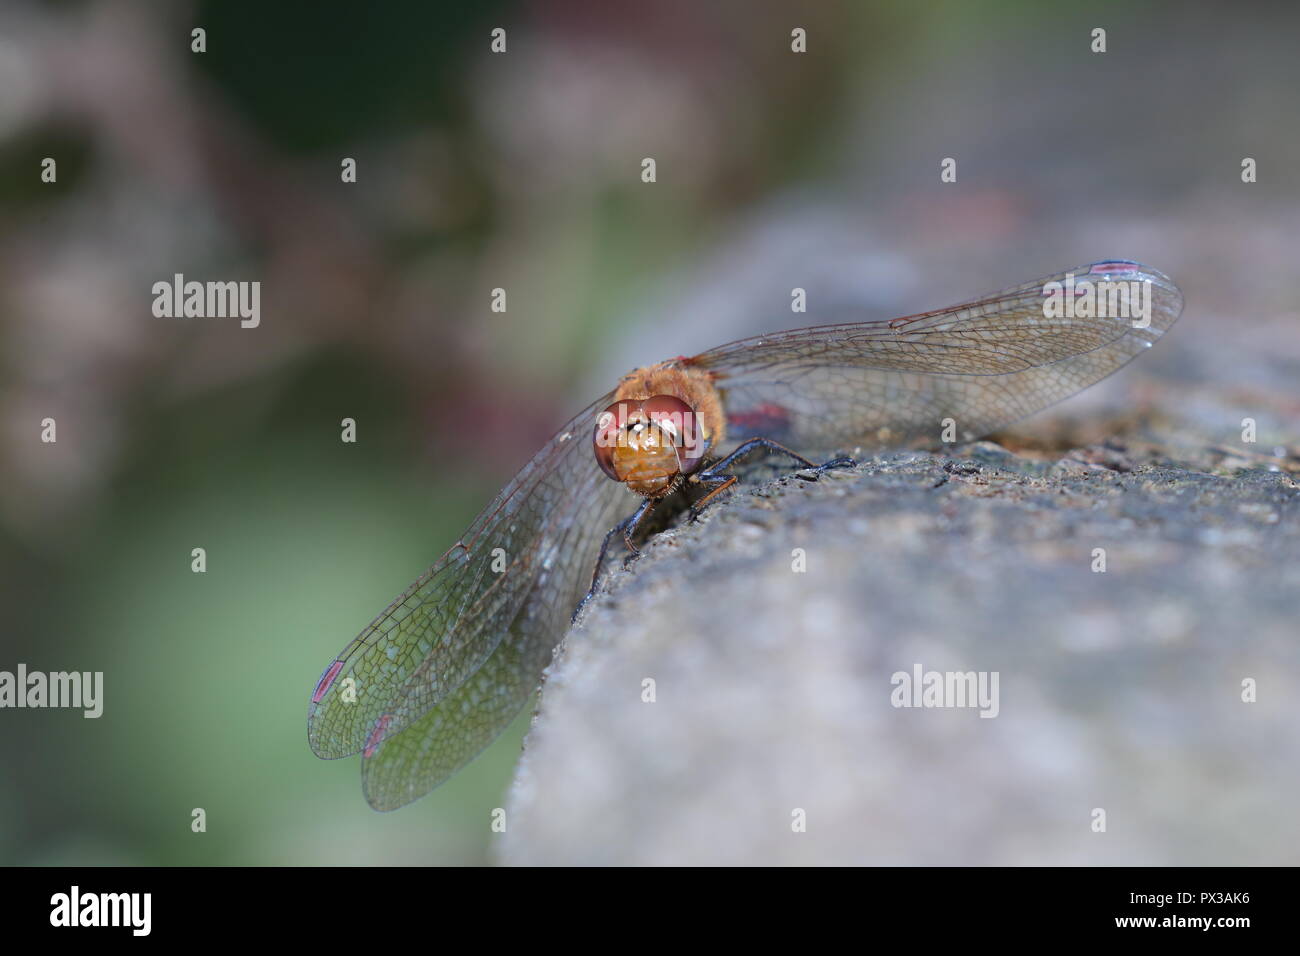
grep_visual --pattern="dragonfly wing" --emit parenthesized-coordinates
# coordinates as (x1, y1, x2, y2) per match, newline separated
(308, 390, 622, 760)
(694, 261, 1183, 451)
(360, 627, 545, 811)
(360, 454, 630, 809)
(360, 468, 625, 809)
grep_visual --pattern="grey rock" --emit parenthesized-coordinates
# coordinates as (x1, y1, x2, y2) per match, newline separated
(502, 433, 1300, 865)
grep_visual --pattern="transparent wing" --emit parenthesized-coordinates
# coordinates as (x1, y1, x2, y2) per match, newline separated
(358, 538, 582, 806)
(360, 620, 548, 811)
(693, 260, 1183, 451)
(307, 390, 625, 764)
(361, 433, 630, 809)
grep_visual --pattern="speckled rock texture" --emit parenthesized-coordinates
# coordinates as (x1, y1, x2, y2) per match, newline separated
(501, 396, 1299, 863)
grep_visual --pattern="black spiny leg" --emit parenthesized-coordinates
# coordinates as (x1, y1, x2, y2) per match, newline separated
(572, 497, 657, 623)
(690, 438, 857, 515)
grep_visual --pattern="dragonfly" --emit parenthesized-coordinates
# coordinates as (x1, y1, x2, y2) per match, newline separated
(308, 259, 1183, 810)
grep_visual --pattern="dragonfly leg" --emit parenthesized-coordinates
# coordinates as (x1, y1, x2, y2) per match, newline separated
(690, 439, 857, 516)
(572, 497, 657, 623)
(816, 455, 858, 472)
(702, 437, 816, 475)
(689, 474, 737, 517)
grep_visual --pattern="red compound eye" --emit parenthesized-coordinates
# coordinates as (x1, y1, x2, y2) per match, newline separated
(641, 395, 705, 470)
(593, 400, 632, 480)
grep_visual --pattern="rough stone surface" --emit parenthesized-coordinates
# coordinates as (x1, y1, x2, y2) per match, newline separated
(502, 406, 1299, 864)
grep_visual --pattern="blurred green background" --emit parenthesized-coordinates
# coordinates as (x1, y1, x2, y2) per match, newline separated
(1, 0, 1297, 864)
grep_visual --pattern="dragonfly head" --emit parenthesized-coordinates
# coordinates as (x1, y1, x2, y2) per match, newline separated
(594, 395, 706, 497)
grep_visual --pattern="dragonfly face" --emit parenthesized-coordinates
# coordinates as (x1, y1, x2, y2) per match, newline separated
(309, 260, 1184, 810)
(593, 394, 708, 497)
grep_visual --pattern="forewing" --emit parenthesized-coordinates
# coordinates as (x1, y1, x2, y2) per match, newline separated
(360, 466, 627, 808)
(360, 626, 545, 810)
(694, 261, 1183, 451)
(308, 390, 621, 760)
